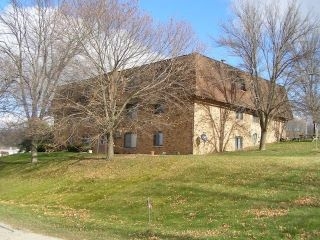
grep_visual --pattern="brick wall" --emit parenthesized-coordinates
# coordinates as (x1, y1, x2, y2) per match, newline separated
(114, 103, 194, 155)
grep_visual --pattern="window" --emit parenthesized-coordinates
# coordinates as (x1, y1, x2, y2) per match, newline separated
(232, 76, 246, 91)
(253, 116, 260, 123)
(114, 130, 122, 139)
(78, 95, 87, 104)
(252, 133, 258, 145)
(235, 136, 243, 150)
(236, 76, 246, 91)
(154, 103, 165, 114)
(100, 135, 107, 145)
(236, 110, 243, 120)
(126, 103, 138, 119)
(239, 80, 246, 91)
(82, 135, 91, 145)
(124, 132, 137, 148)
(153, 131, 163, 146)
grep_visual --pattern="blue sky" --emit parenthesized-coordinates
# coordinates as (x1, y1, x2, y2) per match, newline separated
(0, 0, 234, 63)
(1, 0, 319, 67)
(139, 0, 233, 62)
(0, 0, 9, 10)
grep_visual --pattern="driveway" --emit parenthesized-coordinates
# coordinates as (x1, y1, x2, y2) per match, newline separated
(0, 222, 63, 240)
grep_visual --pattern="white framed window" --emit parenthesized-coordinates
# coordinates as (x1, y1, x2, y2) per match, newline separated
(124, 132, 137, 148)
(235, 136, 243, 150)
(252, 133, 258, 145)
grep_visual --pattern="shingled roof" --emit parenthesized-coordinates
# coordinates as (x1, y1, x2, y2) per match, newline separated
(187, 53, 293, 120)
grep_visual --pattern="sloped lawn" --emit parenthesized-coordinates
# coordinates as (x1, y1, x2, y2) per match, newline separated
(0, 142, 319, 239)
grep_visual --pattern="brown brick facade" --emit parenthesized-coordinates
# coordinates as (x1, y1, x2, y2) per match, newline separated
(113, 105, 194, 155)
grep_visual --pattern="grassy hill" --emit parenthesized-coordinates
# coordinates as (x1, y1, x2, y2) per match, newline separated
(0, 142, 319, 239)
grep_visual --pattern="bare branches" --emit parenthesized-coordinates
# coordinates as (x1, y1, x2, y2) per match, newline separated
(54, 0, 196, 159)
(0, 0, 81, 162)
(291, 30, 320, 125)
(195, 58, 249, 152)
(218, 0, 313, 150)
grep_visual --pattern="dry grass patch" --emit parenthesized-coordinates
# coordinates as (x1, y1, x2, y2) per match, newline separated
(249, 208, 289, 218)
(0, 199, 90, 221)
(294, 196, 320, 207)
(40, 205, 90, 221)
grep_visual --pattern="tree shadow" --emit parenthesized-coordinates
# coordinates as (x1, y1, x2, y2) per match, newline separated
(0, 153, 83, 175)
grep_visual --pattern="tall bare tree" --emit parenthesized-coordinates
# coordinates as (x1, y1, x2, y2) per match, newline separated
(291, 31, 320, 135)
(0, 0, 80, 162)
(218, 0, 315, 150)
(56, 0, 195, 160)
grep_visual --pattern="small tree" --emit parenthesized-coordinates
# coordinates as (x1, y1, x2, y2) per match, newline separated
(218, 0, 315, 150)
(56, 0, 195, 160)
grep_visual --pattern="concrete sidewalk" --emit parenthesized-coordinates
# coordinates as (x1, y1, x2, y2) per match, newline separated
(0, 222, 63, 240)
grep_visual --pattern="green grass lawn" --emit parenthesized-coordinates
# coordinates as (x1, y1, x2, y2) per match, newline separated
(0, 142, 319, 239)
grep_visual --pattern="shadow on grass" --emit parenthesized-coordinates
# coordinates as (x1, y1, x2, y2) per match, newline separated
(0, 152, 85, 176)
(0, 160, 30, 165)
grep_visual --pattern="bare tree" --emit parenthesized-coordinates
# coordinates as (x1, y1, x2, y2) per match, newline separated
(291, 31, 320, 136)
(0, 57, 14, 115)
(55, 0, 196, 160)
(0, 0, 80, 163)
(218, 0, 315, 150)
(195, 59, 249, 152)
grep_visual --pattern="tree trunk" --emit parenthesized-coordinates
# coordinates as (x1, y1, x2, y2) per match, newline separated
(259, 129, 267, 151)
(31, 141, 38, 163)
(107, 132, 114, 160)
(219, 135, 224, 152)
